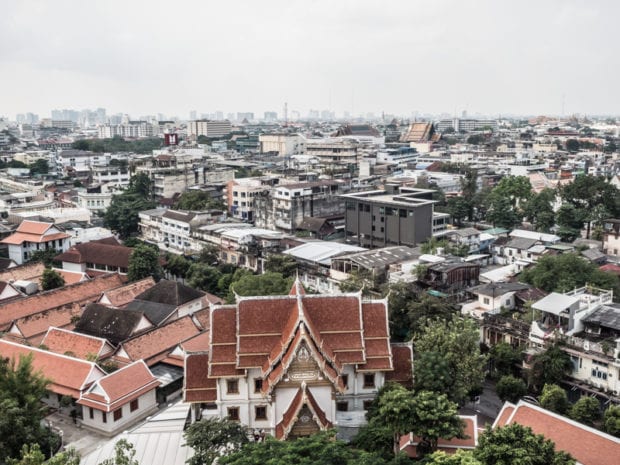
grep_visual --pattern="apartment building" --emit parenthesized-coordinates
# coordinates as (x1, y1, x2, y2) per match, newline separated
(603, 219, 620, 257)
(259, 133, 306, 156)
(305, 138, 359, 166)
(226, 176, 280, 222)
(187, 120, 232, 139)
(98, 121, 156, 139)
(435, 118, 498, 133)
(341, 186, 436, 249)
(254, 180, 347, 233)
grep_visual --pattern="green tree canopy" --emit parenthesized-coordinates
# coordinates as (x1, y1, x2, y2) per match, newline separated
(523, 188, 556, 232)
(72, 137, 161, 154)
(229, 272, 293, 301)
(219, 430, 389, 465)
(568, 396, 601, 426)
(495, 375, 527, 403)
(187, 263, 223, 294)
(40, 268, 65, 291)
(174, 190, 224, 211)
(164, 253, 191, 280)
(528, 344, 573, 393)
(426, 450, 482, 465)
(520, 254, 620, 299)
(603, 404, 620, 437)
(104, 174, 156, 239)
(98, 439, 139, 465)
(263, 254, 298, 278)
(415, 317, 486, 404)
(539, 384, 570, 414)
(489, 342, 522, 378)
(127, 244, 163, 282)
(183, 417, 248, 465)
(474, 423, 575, 465)
(0, 354, 54, 464)
(28, 249, 59, 268)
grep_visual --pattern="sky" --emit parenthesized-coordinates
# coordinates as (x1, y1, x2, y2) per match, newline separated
(1, 0, 619, 119)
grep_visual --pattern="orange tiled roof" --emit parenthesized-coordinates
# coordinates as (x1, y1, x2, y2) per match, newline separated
(98, 277, 156, 308)
(42, 327, 114, 360)
(78, 360, 159, 412)
(7, 302, 82, 345)
(0, 273, 124, 331)
(16, 220, 53, 235)
(400, 416, 477, 458)
(494, 401, 620, 465)
(0, 262, 45, 284)
(56, 269, 89, 285)
(115, 315, 202, 365)
(386, 344, 413, 387)
(0, 339, 105, 398)
(184, 353, 217, 403)
(275, 384, 332, 439)
(1, 231, 70, 245)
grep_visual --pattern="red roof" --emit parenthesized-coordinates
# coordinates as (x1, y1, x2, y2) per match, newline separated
(0, 273, 124, 331)
(17, 220, 53, 235)
(494, 401, 620, 465)
(400, 416, 478, 458)
(7, 302, 82, 345)
(78, 360, 159, 412)
(600, 263, 620, 275)
(98, 277, 156, 308)
(275, 384, 332, 439)
(55, 241, 133, 269)
(0, 339, 105, 398)
(42, 327, 114, 360)
(184, 353, 217, 402)
(1, 221, 70, 245)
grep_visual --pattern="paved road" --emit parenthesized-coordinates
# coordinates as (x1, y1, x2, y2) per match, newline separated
(459, 379, 504, 427)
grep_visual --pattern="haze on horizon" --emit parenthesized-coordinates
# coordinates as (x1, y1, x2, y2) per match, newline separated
(1, 0, 618, 119)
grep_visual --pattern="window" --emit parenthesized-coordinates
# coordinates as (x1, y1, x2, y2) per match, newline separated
(363, 373, 375, 389)
(102, 412, 107, 423)
(89, 407, 94, 419)
(363, 400, 374, 411)
(254, 379, 263, 393)
(336, 401, 349, 412)
(113, 408, 123, 421)
(130, 399, 139, 412)
(341, 374, 349, 389)
(227, 379, 239, 394)
(227, 407, 240, 421)
(255, 406, 267, 420)
(399, 209, 407, 218)
(483, 297, 490, 305)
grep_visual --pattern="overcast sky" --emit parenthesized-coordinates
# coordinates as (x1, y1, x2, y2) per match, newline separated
(1, 0, 618, 119)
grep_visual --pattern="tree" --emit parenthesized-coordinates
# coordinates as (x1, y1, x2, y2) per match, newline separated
(409, 390, 465, 456)
(104, 174, 156, 239)
(373, 384, 418, 456)
(127, 244, 163, 282)
(229, 272, 293, 301)
(426, 450, 481, 465)
(41, 268, 65, 291)
(446, 197, 470, 226)
(496, 375, 527, 403)
(29, 159, 49, 176)
(528, 344, 573, 393)
(560, 174, 620, 238)
(99, 439, 138, 465)
(263, 254, 298, 278)
(569, 396, 600, 426)
(187, 263, 223, 294)
(183, 417, 248, 465)
(486, 176, 533, 229)
(414, 351, 454, 394)
(523, 188, 556, 232)
(474, 423, 575, 465)
(219, 431, 389, 465)
(603, 404, 620, 437)
(164, 253, 191, 280)
(407, 296, 457, 337)
(175, 190, 224, 211)
(415, 317, 486, 404)
(28, 249, 59, 268)
(8, 445, 80, 465)
(539, 384, 570, 414)
(485, 194, 520, 229)
(0, 354, 53, 464)
(565, 139, 580, 152)
(520, 254, 620, 299)
(489, 342, 521, 378)
(467, 134, 485, 145)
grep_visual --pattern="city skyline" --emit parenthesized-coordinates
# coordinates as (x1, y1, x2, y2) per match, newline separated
(1, 0, 619, 118)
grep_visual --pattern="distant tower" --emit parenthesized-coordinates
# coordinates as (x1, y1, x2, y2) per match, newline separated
(283, 102, 288, 126)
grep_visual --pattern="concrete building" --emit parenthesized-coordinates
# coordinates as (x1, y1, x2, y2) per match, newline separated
(603, 219, 620, 257)
(341, 186, 436, 249)
(226, 177, 280, 223)
(254, 180, 347, 233)
(259, 134, 306, 156)
(187, 120, 232, 139)
(435, 118, 498, 133)
(305, 138, 359, 167)
(1, 220, 71, 264)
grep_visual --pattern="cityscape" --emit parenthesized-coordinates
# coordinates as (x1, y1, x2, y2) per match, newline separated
(1, 1, 620, 465)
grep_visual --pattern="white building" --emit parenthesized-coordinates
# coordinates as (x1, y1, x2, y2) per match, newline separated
(259, 134, 306, 156)
(187, 120, 232, 139)
(0, 220, 70, 264)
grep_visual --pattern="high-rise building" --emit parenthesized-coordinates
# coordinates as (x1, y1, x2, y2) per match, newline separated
(187, 120, 232, 139)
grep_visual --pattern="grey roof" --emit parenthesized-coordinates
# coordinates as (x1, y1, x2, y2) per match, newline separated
(134, 280, 205, 306)
(124, 300, 177, 326)
(505, 237, 539, 250)
(333, 246, 421, 269)
(297, 217, 329, 232)
(450, 227, 480, 237)
(581, 248, 606, 262)
(75, 303, 148, 345)
(471, 282, 531, 297)
(582, 305, 620, 331)
(162, 210, 196, 222)
(532, 292, 579, 316)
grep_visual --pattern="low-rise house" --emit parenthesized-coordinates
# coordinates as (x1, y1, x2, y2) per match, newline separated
(0, 339, 106, 406)
(493, 237, 539, 265)
(446, 228, 481, 254)
(41, 327, 115, 361)
(1, 220, 70, 264)
(0, 273, 124, 331)
(418, 260, 480, 298)
(55, 237, 132, 276)
(603, 219, 620, 257)
(78, 360, 160, 436)
(461, 282, 533, 319)
(124, 280, 207, 326)
(494, 400, 620, 465)
(97, 277, 156, 308)
(75, 303, 154, 346)
(399, 415, 478, 459)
